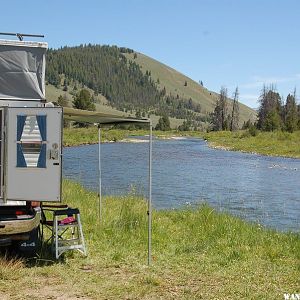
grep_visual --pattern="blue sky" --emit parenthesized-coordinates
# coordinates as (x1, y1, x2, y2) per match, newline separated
(1, 0, 299, 108)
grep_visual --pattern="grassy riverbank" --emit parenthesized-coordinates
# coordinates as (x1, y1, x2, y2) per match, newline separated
(64, 127, 300, 159)
(203, 130, 300, 158)
(63, 127, 199, 146)
(1, 180, 299, 299)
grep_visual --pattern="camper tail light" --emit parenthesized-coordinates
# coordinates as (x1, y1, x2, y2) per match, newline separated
(15, 210, 26, 216)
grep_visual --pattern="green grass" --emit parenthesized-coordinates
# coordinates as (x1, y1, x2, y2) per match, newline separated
(1, 180, 299, 299)
(63, 127, 200, 146)
(204, 130, 300, 158)
(63, 127, 131, 146)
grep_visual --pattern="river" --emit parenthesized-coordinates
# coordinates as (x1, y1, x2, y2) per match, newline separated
(63, 137, 300, 232)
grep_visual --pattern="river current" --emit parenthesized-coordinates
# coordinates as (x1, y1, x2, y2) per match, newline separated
(63, 138, 300, 232)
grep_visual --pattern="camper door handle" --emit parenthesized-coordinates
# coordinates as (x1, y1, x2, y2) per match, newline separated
(53, 162, 59, 166)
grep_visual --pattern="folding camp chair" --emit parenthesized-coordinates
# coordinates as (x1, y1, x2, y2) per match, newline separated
(41, 204, 87, 259)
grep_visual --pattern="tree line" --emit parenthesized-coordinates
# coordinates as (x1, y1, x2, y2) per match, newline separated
(256, 85, 299, 132)
(211, 84, 299, 133)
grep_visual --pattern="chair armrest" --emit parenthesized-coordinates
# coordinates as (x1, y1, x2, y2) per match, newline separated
(42, 204, 68, 209)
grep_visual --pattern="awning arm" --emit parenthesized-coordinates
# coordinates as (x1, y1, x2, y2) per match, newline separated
(98, 125, 102, 222)
(148, 121, 152, 266)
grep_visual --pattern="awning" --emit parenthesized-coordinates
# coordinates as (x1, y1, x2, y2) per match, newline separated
(63, 107, 150, 124)
(63, 106, 153, 265)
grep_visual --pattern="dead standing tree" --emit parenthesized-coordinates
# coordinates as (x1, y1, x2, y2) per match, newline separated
(211, 86, 228, 131)
(220, 87, 228, 130)
(230, 87, 240, 131)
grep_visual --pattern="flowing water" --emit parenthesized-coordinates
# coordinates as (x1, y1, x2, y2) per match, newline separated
(63, 137, 300, 232)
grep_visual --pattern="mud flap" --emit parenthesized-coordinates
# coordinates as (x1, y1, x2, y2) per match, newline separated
(17, 227, 41, 257)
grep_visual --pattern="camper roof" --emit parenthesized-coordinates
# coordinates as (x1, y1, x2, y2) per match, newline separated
(0, 39, 47, 102)
(0, 39, 48, 48)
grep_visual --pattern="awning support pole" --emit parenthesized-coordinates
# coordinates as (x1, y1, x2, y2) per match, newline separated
(148, 121, 152, 266)
(98, 126, 102, 222)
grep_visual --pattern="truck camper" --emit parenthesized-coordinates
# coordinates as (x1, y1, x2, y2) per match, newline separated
(0, 34, 62, 255)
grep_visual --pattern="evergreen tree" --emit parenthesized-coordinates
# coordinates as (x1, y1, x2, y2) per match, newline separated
(57, 94, 69, 107)
(257, 85, 282, 131)
(211, 98, 222, 131)
(135, 110, 141, 118)
(242, 119, 251, 129)
(285, 92, 298, 132)
(73, 89, 95, 111)
(211, 87, 230, 131)
(178, 119, 191, 131)
(155, 115, 171, 131)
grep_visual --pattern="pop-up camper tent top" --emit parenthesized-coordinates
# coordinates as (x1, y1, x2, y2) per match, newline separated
(0, 39, 47, 102)
(63, 107, 153, 266)
(0, 35, 153, 264)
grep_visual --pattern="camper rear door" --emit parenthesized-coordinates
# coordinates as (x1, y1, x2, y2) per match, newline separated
(4, 107, 62, 202)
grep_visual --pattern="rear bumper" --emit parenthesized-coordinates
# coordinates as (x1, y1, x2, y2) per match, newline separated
(0, 208, 41, 236)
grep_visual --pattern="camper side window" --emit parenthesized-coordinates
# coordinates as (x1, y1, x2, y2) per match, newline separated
(16, 115, 47, 168)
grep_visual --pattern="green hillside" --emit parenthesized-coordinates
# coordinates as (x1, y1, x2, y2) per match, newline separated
(45, 84, 125, 115)
(45, 45, 256, 129)
(45, 84, 185, 128)
(125, 52, 256, 124)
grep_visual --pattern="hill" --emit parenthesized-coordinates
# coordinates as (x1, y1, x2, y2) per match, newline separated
(125, 52, 256, 124)
(45, 45, 256, 129)
(45, 84, 185, 128)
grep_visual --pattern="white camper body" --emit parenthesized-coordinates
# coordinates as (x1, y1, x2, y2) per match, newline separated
(0, 38, 62, 253)
(2, 106, 62, 203)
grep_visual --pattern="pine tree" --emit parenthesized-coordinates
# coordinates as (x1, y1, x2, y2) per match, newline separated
(73, 89, 95, 111)
(155, 115, 171, 131)
(285, 91, 298, 132)
(211, 98, 222, 131)
(257, 85, 282, 131)
(230, 87, 240, 131)
(57, 94, 69, 107)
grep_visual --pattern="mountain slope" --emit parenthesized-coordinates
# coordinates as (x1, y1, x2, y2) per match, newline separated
(45, 84, 186, 128)
(46, 45, 256, 128)
(125, 52, 256, 124)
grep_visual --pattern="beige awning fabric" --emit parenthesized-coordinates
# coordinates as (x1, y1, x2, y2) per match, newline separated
(63, 107, 150, 125)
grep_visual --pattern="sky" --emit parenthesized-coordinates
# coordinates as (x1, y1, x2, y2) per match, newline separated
(1, 0, 299, 108)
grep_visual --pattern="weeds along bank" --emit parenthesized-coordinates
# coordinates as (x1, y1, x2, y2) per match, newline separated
(203, 130, 300, 158)
(64, 127, 300, 158)
(63, 127, 199, 146)
(1, 180, 299, 299)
